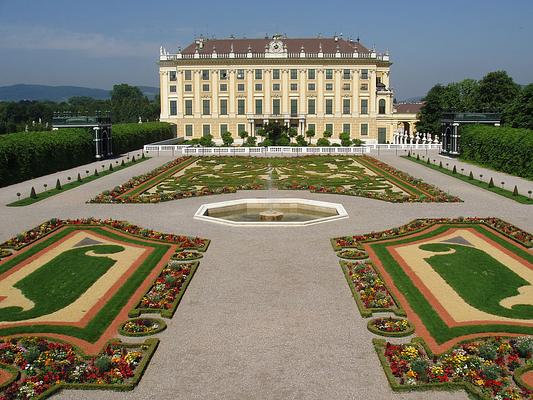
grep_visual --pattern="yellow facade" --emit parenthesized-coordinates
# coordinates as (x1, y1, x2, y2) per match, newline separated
(159, 36, 399, 144)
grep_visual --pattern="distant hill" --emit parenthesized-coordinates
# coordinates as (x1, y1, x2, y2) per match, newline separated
(0, 84, 160, 102)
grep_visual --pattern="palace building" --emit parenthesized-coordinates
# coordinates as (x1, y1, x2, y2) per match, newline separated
(159, 34, 415, 144)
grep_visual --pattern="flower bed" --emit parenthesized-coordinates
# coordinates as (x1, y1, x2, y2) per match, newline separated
(332, 217, 533, 251)
(119, 318, 167, 337)
(336, 248, 368, 260)
(171, 250, 203, 261)
(0, 336, 158, 400)
(375, 336, 533, 400)
(0, 218, 209, 252)
(89, 157, 192, 203)
(0, 249, 12, 259)
(367, 317, 414, 337)
(130, 261, 198, 319)
(340, 261, 403, 317)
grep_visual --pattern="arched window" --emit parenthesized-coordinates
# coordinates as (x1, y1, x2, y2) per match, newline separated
(378, 99, 386, 114)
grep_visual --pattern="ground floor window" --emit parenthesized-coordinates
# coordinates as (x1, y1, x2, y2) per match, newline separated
(325, 123, 334, 135)
(202, 124, 211, 137)
(307, 123, 316, 134)
(220, 124, 228, 135)
(378, 127, 387, 143)
(185, 124, 193, 136)
(360, 123, 369, 136)
(238, 123, 246, 134)
(343, 123, 351, 134)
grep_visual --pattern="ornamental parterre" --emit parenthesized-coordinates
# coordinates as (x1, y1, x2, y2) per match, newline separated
(378, 337, 533, 400)
(0, 337, 154, 400)
(370, 317, 410, 333)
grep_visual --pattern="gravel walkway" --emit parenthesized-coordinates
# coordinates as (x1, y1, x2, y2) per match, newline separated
(1, 149, 531, 400)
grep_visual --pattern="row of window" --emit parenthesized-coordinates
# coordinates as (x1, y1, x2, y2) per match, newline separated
(169, 82, 372, 93)
(183, 123, 379, 137)
(169, 99, 387, 116)
(169, 69, 371, 82)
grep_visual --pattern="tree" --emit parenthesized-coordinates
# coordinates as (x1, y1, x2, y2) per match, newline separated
(199, 134, 214, 147)
(316, 138, 330, 146)
(287, 127, 298, 143)
(477, 71, 519, 112)
(278, 134, 290, 146)
(238, 130, 248, 144)
(323, 130, 332, 138)
(110, 84, 152, 123)
(339, 132, 351, 146)
(245, 136, 257, 147)
(503, 84, 533, 129)
(221, 131, 234, 146)
(416, 84, 448, 134)
(296, 135, 307, 146)
(305, 129, 315, 144)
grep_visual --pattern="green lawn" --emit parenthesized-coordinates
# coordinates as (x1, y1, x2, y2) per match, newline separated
(0, 226, 170, 342)
(7, 157, 148, 207)
(368, 224, 533, 344)
(402, 154, 532, 204)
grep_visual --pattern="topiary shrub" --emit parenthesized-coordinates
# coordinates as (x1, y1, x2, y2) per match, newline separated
(77, 173, 82, 182)
(488, 177, 494, 188)
(416, 154, 420, 160)
(94, 355, 112, 372)
(30, 187, 37, 199)
(94, 168, 99, 176)
(439, 161, 443, 168)
(469, 171, 474, 180)
(55, 179, 62, 190)
(513, 185, 518, 196)
(109, 163, 113, 171)
(452, 165, 457, 174)
(121, 159, 125, 166)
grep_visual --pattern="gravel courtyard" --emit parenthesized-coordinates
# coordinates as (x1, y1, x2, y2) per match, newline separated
(0, 149, 531, 400)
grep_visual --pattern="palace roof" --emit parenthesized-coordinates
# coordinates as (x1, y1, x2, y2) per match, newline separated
(181, 37, 370, 55)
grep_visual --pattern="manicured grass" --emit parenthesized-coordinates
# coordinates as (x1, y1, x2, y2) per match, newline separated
(0, 244, 124, 321)
(0, 226, 171, 343)
(420, 242, 533, 320)
(7, 157, 148, 206)
(368, 224, 533, 344)
(402, 154, 532, 204)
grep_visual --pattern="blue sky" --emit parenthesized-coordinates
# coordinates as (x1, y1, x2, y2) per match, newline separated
(0, 0, 532, 99)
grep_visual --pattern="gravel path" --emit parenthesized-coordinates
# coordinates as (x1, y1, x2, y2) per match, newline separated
(1, 149, 531, 400)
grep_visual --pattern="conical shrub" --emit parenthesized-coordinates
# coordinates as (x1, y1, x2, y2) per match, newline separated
(30, 187, 37, 199)
(55, 179, 62, 190)
(77, 173, 82, 182)
(469, 171, 473, 180)
(513, 185, 518, 196)
(109, 163, 113, 171)
(452, 165, 457, 174)
(94, 168, 99, 176)
(488, 177, 494, 188)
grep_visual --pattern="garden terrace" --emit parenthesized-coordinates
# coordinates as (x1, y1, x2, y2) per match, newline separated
(91, 155, 460, 204)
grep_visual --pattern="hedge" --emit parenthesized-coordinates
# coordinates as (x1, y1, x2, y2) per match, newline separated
(0, 122, 174, 188)
(460, 125, 533, 179)
(112, 122, 174, 155)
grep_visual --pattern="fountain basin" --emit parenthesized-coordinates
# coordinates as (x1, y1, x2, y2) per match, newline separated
(194, 198, 348, 226)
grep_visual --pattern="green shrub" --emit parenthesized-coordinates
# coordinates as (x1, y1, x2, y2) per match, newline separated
(316, 138, 331, 146)
(55, 178, 62, 190)
(23, 346, 40, 363)
(488, 177, 494, 188)
(30, 187, 37, 199)
(94, 356, 113, 372)
(112, 122, 174, 155)
(461, 125, 533, 179)
(478, 343, 497, 360)
(469, 171, 474, 180)
(0, 129, 93, 188)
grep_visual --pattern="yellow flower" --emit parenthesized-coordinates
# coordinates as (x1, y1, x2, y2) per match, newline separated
(474, 379, 485, 386)
(406, 369, 417, 378)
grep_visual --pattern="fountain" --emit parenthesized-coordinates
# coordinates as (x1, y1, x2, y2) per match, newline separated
(194, 198, 348, 226)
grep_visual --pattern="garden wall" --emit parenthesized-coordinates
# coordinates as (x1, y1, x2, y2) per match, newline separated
(0, 122, 174, 187)
(460, 125, 533, 179)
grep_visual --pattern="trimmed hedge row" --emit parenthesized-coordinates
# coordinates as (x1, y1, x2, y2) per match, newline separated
(460, 125, 533, 179)
(112, 122, 174, 155)
(0, 122, 174, 187)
